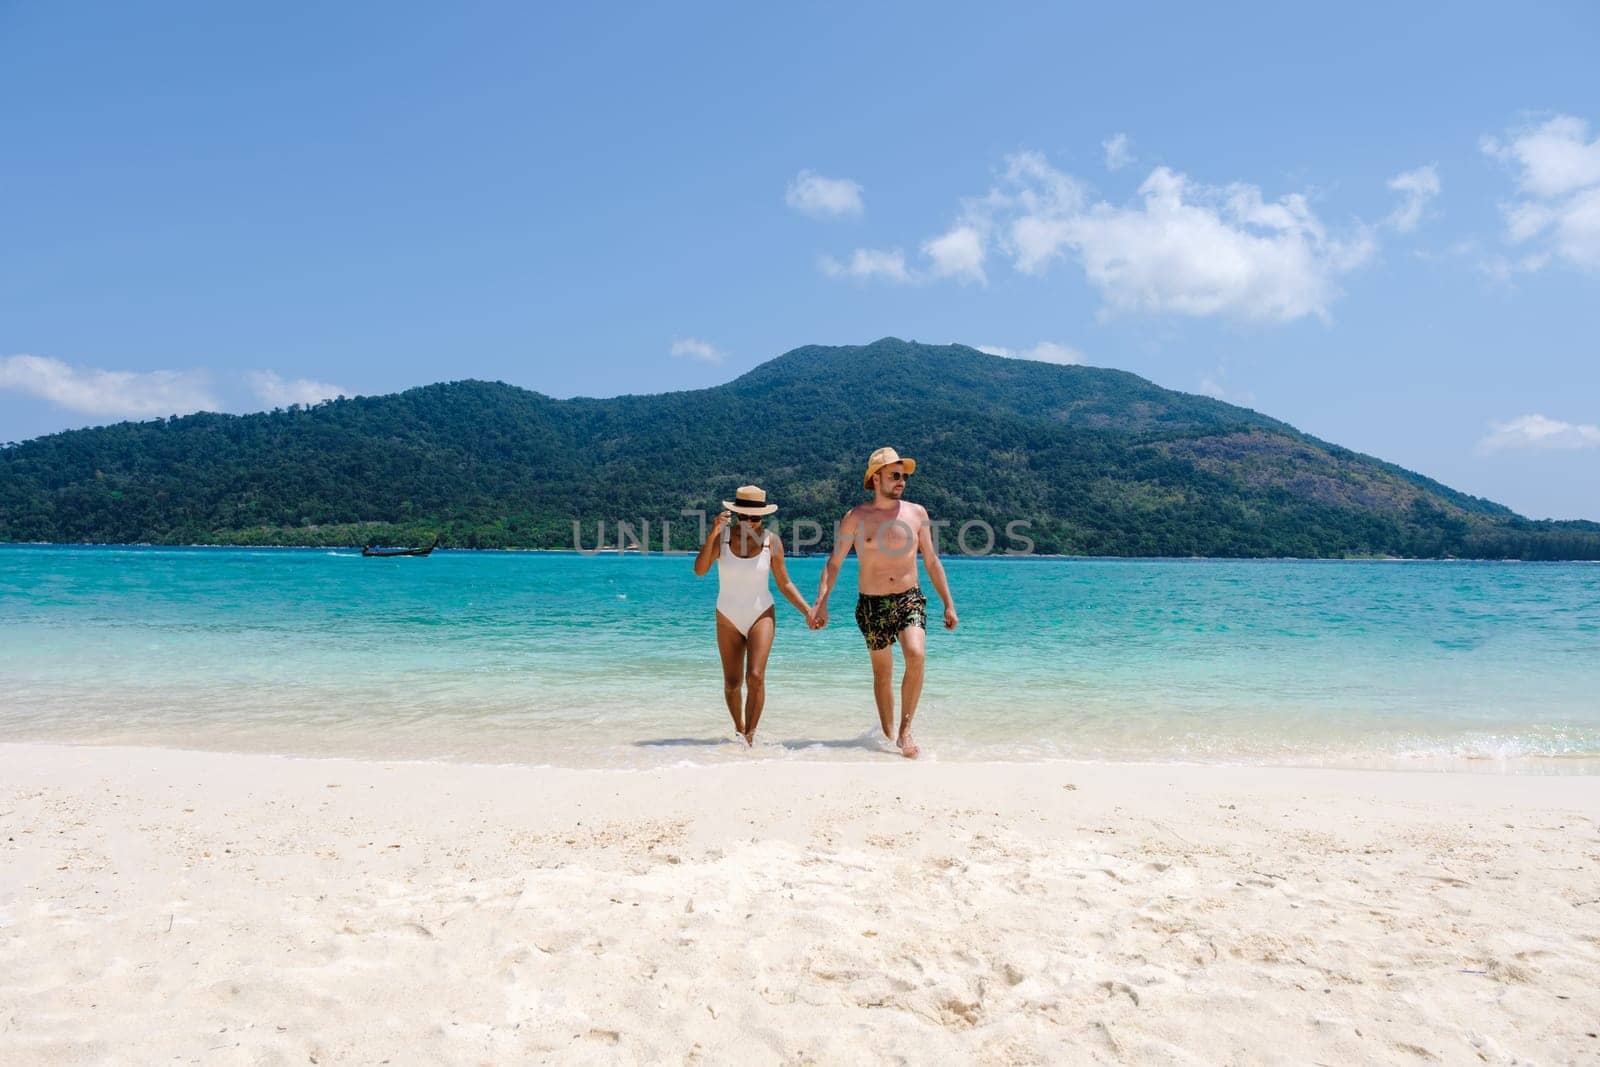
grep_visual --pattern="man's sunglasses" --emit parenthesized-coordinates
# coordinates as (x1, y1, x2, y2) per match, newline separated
(884, 471, 911, 482)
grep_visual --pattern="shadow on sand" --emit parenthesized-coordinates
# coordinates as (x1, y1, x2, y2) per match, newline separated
(632, 737, 728, 748)
(634, 734, 891, 753)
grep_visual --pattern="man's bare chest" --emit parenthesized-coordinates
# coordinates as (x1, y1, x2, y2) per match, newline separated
(858, 509, 918, 558)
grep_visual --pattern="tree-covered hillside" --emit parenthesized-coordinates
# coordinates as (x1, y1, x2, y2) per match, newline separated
(3, 339, 1598, 558)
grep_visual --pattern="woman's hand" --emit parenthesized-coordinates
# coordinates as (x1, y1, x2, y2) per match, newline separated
(695, 510, 731, 576)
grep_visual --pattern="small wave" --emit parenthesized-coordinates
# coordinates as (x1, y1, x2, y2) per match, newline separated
(1390, 731, 1600, 763)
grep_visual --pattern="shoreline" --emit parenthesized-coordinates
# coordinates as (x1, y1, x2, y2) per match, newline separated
(9, 541, 1600, 562)
(4, 742, 1597, 1062)
(4, 734, 1598, 776)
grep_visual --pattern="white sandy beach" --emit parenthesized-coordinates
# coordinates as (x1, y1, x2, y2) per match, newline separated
(2, 743, 1598, 1064)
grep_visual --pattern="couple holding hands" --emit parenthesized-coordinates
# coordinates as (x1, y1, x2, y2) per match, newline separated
(692, 447, 959, 758)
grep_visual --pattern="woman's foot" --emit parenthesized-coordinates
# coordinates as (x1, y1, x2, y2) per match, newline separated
(897, 729, 919, 759)
(742, 730, 756, 748)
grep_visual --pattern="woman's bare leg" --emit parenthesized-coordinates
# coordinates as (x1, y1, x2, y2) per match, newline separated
(742, 608, 776, 744)
(714, 611, 747, 738)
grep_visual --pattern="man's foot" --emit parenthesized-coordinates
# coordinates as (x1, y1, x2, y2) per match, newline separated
(897, 729, 919, 759)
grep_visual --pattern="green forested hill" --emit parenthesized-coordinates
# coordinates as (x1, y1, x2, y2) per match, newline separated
(3, 339, 1598, 558)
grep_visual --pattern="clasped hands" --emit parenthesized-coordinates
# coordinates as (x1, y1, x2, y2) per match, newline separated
(801, 603, 957, 631)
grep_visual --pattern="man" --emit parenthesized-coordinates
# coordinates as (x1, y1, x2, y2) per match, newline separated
(810, 446, 958, 758)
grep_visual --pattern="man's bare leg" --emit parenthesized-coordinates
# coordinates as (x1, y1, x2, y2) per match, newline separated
(742, 610, 775, 745)
(868, 644, 896, 742)
(896, 626, 926, 758)
(714, 612, 748, 740)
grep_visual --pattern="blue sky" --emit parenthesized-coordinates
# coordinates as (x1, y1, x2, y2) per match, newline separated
(3, 2, 1598, 518)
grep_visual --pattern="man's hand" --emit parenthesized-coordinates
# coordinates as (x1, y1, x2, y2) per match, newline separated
(810, 603, 829, 630)
(943, 606, 959, 631)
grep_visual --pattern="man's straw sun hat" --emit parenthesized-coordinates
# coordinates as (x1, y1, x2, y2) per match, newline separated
(722, 485, 779, 516)
(863, 446, 916, 489)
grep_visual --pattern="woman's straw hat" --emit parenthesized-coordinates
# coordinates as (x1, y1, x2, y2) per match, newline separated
(722, 484, 779, 516)
(863, 446, 916, 489)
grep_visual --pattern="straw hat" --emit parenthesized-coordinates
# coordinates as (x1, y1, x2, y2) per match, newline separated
(862, 446, 916, 489)
(722, 484, 779, 516)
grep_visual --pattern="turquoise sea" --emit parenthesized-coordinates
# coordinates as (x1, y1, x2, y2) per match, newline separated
(2, 545, 1597, 772)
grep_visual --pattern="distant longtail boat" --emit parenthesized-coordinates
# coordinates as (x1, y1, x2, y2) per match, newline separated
(361, 535, 440, 558)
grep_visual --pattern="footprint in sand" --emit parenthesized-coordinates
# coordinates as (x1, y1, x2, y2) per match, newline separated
(1099, 979, 1141, 1006)
(392, 921, 434, 939)
(938, 997, 984, 1028)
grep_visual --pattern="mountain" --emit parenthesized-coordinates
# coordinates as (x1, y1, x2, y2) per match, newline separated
(3, 339, 1598, 558)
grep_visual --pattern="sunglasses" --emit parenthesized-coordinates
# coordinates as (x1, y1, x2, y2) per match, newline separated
(736, 514, 762, 522)
(883, 471, 911, 482)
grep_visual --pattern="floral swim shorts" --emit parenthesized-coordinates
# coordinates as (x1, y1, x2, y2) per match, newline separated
(854, 587, 928, 650)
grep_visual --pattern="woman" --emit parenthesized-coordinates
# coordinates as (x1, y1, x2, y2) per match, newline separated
(692, 484, 813, 746)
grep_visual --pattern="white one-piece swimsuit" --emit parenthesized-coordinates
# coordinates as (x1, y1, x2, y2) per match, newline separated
(716, 528, 774, 636)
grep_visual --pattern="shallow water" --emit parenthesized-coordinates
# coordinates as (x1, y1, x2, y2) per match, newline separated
(2, 545, 1597, 771)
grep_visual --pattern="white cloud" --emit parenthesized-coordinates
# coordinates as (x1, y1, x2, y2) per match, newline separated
(1386, 164, 1440, 233)
(1483, 115, 1600, 271)
(0, 354, 218, 418)
(921, 224, 987, 283)
(977, 341, 1083, 365)
(819, 248, 911, 283)
(1478, 250, 1553, 281)
(937, 153, 1373, 321)
(1194, 366, 1256, 405)
(785, 170, 864, 219)
(1011, 163, 1372, 322)
(820, 146, 1399, 320)
(1103, 133, 1133, 172)
(1027, 341, 1082, 364)
(1452, 235, 1550, 281)
(245, 370, 346, 407)
(1478, 413, 1600, 453)
(669, 337, 726, 364)
(819, 152, 1079, 287)
(819, 157, 1066, 284)
(984, 151, 1089, 274)
(1483, 116, 1600, 198)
